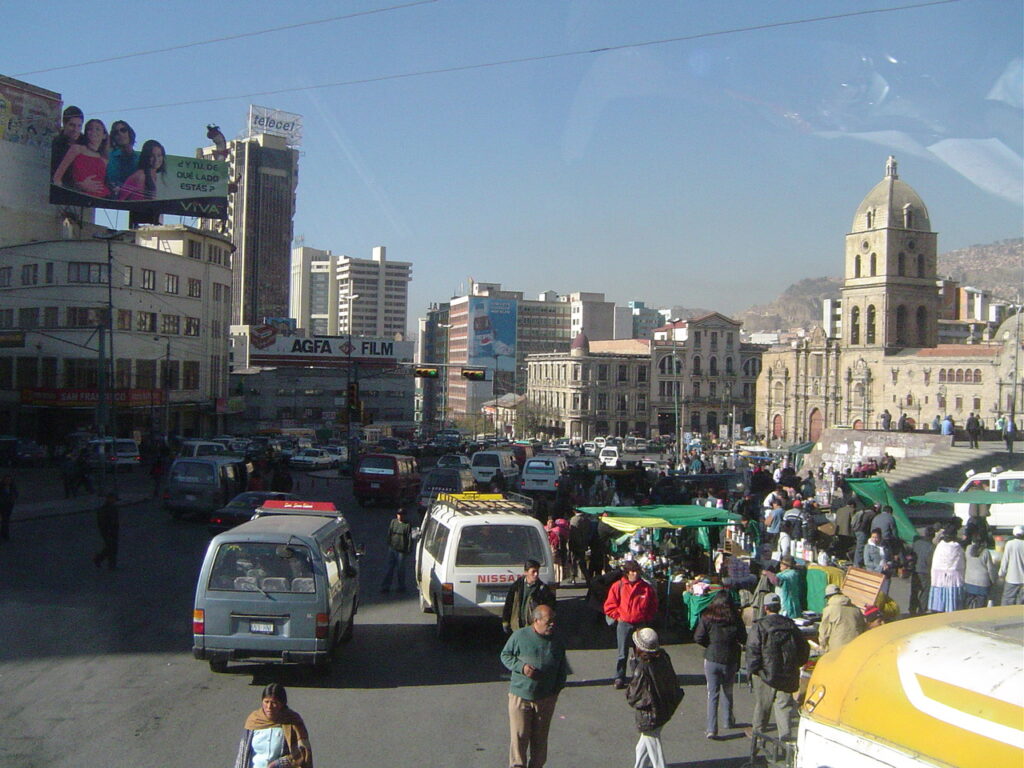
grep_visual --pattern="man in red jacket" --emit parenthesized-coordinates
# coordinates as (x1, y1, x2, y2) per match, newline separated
(604, 560, 659, 689)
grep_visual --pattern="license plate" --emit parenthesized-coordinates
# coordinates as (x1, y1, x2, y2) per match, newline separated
(489, 592, 506, 602)
(250, 621, 275, 634)
(370, 482, 380, 488)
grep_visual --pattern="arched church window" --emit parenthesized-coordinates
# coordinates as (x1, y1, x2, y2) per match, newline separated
(938, 369, 946, 383)
(850, 306, 861, 345)
(896, 305, 907, 345)
(866, 305, 876, 344)
(854, 255, 861, 278)
(973, 369, 982, 383)
(917, 253, 925, 277)
(955, 369, 964, 383)
(898, 253, 906, 276)
(870, 253, 877, 276)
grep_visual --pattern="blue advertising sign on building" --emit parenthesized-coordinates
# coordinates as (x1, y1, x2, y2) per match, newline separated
(467, 297, 517, 371)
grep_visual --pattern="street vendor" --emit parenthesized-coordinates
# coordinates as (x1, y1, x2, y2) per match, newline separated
(775, 555, 804, 618)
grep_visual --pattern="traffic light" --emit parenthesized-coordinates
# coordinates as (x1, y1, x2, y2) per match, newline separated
(347, 382, 359, 414)
(414, 366, 440, 378)
(461, 366, 488, 381)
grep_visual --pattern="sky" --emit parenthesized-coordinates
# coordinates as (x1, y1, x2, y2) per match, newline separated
(5, 0, 1022, 330)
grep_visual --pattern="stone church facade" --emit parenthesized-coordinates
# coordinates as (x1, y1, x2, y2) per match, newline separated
(757, 157, 1022, 443)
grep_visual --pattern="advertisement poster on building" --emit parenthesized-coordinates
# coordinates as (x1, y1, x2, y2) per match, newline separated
(467, 297, 517, 371)
(247, 104, 303, 147)
(48, 103, 229, 219)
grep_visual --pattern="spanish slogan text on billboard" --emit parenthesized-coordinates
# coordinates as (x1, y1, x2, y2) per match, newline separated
(48, 102, 229, 219)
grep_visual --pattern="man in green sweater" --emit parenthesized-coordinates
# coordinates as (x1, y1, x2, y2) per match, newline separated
(500, 604, 569, 768)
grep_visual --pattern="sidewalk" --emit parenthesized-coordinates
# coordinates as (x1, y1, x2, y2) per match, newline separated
(4, 464, 151, 524)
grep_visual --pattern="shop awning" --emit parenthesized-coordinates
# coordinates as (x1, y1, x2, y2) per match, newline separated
(846, 477, 917, 544)
(786, 441, 816, 455)
(904, 490, 1024, 505)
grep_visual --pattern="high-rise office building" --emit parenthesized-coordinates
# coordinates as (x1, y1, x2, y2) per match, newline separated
(334, 246, 412, 339)
(289, 245, 412, 339)
(200, 132, 299, 325)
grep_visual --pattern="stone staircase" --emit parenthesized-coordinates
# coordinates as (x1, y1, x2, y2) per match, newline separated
(876, 440, 1023, 510)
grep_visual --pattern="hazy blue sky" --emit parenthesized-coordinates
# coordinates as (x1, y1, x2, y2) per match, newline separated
(7, 0, 1022, 325)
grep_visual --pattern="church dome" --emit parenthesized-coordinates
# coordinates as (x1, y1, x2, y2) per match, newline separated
(851, 156, 931, 233)
(570, 330, 590, 356)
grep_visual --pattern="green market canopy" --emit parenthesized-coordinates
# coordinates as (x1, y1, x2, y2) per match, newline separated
(845, 477, 917, 544)
(577, 505, 742, 534)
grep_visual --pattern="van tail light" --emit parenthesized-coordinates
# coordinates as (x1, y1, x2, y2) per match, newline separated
(315, 613, 329, 639)
(441, 583, 454, 605)
(554, 479, 559, 488)
(193, 609, 205, 635)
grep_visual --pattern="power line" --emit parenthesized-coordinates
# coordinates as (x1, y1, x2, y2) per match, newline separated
(97, 0, 962, 115)
(13, 0, 439, 77)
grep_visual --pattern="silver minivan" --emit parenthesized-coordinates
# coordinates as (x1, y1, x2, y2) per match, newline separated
(164, 456, 248, 519)
(192, 500, 360, 673)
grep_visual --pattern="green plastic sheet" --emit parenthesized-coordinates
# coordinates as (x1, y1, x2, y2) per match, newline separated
(845, 477, 917, 544)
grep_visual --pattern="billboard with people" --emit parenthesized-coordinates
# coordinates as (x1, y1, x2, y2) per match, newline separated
(49, 105, 229, 219)
(467, 297, 517, 371)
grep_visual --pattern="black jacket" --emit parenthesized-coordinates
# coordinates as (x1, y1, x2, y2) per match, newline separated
(501, 576, 556, 630)
(693, 613, 747, 668)
(746, 612, 809, 693)
(626, 649, 682, 732)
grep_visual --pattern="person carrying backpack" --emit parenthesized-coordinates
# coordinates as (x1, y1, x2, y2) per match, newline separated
(625, 628, 682, 768)
(745, 593, 809, 742)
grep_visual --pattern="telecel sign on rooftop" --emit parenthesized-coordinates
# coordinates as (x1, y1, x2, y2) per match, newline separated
(247, 104, 303, 147)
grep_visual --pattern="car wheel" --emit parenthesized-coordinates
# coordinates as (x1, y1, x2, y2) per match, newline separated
(208, 659, 227, 673)
(340, 616, 354, 643)
(433, 596, 451, 641)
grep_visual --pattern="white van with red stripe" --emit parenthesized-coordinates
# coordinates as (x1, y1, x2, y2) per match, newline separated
(415, 492, 554, 640)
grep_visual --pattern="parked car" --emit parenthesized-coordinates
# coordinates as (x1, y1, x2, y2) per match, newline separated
(324, 445, 349, 465)
(15, 439, 49, 466)
(208, 491, 300, 532)
(85, 438, 142, 471)
(289, 448, 336, 470)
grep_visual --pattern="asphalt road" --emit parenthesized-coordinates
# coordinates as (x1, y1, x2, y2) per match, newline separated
(0, 467, 756, 768)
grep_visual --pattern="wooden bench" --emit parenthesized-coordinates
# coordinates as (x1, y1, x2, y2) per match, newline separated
(841, 566, 886, 610)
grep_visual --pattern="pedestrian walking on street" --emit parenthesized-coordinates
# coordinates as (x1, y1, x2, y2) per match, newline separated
(693, 592, 746, 739)
(1003, 417, 1017, 453)
(0, 474, 19, 541)
(745, 593, 809, 742)
(500, 604, 569, 768)
(626, 628, 683, 768)
(908, 525, 936, 615)
(234, 683, 313, 768)
(93, 492, 120, 570)
(380, 508, 413, 593)
(502, 559, 556, 635)
(604, 560, 659, 689)
(998, 525, 1024, 606)
(817, 584, 866, 655)
(963, 532, 997, 609)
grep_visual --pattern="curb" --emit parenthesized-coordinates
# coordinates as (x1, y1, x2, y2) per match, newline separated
(14, 494, 151, 524)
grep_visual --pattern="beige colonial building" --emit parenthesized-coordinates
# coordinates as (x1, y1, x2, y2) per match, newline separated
(757, 157, 1023, 442)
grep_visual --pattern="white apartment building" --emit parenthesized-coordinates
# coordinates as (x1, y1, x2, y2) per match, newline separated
(0, 226, 233, 440)
(290, 246, 412, 339)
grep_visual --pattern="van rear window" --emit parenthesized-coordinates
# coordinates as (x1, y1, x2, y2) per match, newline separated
(359, 456, 396, 475)
(171, 462, 214, 483)
(472, 454, 499, 467)
(524, 461, 555, 473)
(455, 525, 546, 567)
(208, 542, 315, 593)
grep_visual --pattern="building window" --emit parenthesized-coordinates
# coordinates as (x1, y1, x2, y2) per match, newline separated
(898, 252, 906, 276)
(116, 310, 132, 330)
(896, 305, 907, 346)
(165, 274, 179, 294)
(161, 315, 180, 334)
(161, 360, 180, 390)
(693, 331, 701, 347)
(726, 333, 734, 349)
(693, 382, 701, 398)
(597, 365, 608, 382)
(637, 366, 647, 382)
(21, 264, 39, 285)
(42, 307, 59, 328)
(64, 358, 98, 388)
(854, 255, 861, 278)
(0, 358, 10, 389)
(597, 393, 608, 411)
(709, 357, 718, 376)
(0, 267, 11, 287)
(184, 317, 200, 336)
(136, 359, 156, 389)
(636, 394, 646, 412)
(0, 309, 13, 328)
(67, 262, 108, 283)
(616, 395, 628, 413)
(692, 356, 702, 375)
(973, 369, 982, 383)
(142, 269, 156, 290)
(973, 397, 981, 411)
(18, 308, 39, 329)
(725, 357, 734, 375)
(955, 396, 963, 411)
(710, 332, 718, 348)
(917, 253, 925, 277)
(617, 365, 628, 382)
(45, 263, 54, 283)
(188, 241, 202, 260)
(866, 305, 876, 344)
(136, 311, 156, 332)
(122, 265, 132, 286)
(182, 361, 200, 390)
(67, 307, 106, 327)
(870, 253, 877, 276)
